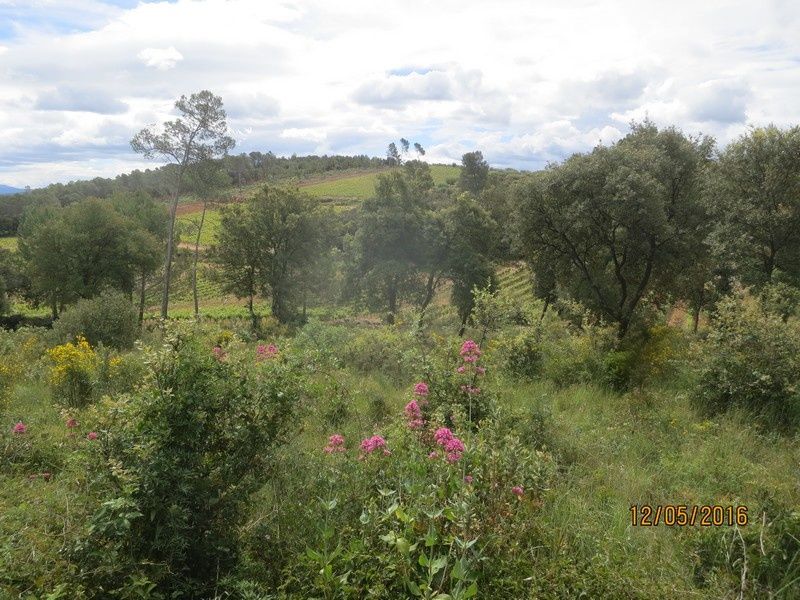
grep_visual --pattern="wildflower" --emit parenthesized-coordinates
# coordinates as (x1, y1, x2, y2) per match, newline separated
(66, 418, 78, 429)
(456, 365, 466, 374)
(12, 422, 26, 434)
(413, 382, 429, 396)
(434, 427, 454, 444)
(428, 451, 439, 459)
(324, 433, 346, 454)
(433, 427, 465, 462)
(512, 485, 524, 497)
(464, 475, 474, 484)
(404, 400, 424, 430)
(460, 340, 481, 363)
(460, 385, 481, 395)
(212, 346, 227, 361)
(256, 344, 279, 360)
(359, 435, 389, 457)
(475, 366, 486, 375)
(87, 431, 98, 441)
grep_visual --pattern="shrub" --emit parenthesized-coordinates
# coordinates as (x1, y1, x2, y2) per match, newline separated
(694, 294, 800, 428)
(52, 291, 139, 350)
(46, 337, 99, 408)
(72, 328, 302, 597)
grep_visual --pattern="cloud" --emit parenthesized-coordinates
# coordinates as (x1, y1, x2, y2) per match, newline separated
(0, 0, 799, 187)
(353, 70, 455, 108)
(138, 46, 183, 70)
(687, 80, 751, 123)
(35, 87, 128, 114)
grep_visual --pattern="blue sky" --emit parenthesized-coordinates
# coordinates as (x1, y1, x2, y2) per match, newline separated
(0, 0, 799, 187)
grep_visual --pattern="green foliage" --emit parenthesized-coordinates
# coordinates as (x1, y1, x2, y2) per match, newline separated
(516, 121, 713, 337)
(694, 294, 800, 429)
(709, 125, 800, 286)
(52, 290, 139, 350)
(213, 186, 324, 324)
(73, 328, 301, 597)
(459, 151, 489, 194)
(17, 199, 162, 316)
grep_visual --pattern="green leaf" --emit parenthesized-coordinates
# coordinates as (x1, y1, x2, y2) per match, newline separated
(463, 582, 478, 598)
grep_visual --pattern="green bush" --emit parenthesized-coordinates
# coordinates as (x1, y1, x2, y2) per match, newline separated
(694, 295, 800, 428)
(52, 291, 139, 350)
(72, 328, 302, 597)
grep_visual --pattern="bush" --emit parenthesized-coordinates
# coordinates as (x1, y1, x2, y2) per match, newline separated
(72, 328, 302, 597)
(694, 294, 800, 428)
(52, 291, 139, 350)
(46, 336, 99, 408)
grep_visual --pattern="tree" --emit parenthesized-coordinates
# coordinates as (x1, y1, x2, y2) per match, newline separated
(708, 125, 800, 286)
(516, 122, 713, 338)
(459, 151, 490, 194)
(111, 192, 168, 323)
(131, 90, 235, 318)
(347, 172, 429, 323)
(212, 202, 262, 328)
(18, 199, 154, 318)
(213, 186, 323, 325)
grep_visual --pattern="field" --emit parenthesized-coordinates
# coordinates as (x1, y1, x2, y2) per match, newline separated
(0, 237, 17, 251)
(301, 164, 461, 201)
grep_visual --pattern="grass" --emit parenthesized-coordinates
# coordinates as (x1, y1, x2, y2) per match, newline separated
(176, 208, 222, 246)
(0, 237, 17, 251)
(302, 164, 461, 202)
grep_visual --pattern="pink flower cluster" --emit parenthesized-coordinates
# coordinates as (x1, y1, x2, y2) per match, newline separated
(360, 435, 390, 457)
(413, 382, 429, 396)
(66, 418, 78, 429)
(324, 433, 346, 454)
(460, 385, 481, 395)
(257, 343, 279, 360)
(433, 427, 466, 463)
(12, 421, 26, 434)
(460, 340, 481, 363)
(512, 485, 524, 497)
(212, 346, 227, 361)
(404, 400, 424, 430)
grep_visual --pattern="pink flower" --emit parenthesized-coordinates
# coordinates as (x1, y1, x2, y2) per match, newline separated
(460, 340, 481, 363)
(433, 427, 465, 462)
(475, 366, 486, 375)
(456, 365, 466, 374)
(87, 431, 98, 441)
(404, 400, 424, 430)
(413, 382, 429, 396)
(460, 385, 481, 395)
(512, 485, 524, 497)
(428, 451, 439, 460)
(12, 422, 26, 434)
(434, 427, 454, 444)
(359, 435, 388, 457)
(464, 475, 474, 484)
(256, 344, 279, 360)
(324, 433, 346, 454)
(66, 418, 78, 429)
(212, 346, 227, 361)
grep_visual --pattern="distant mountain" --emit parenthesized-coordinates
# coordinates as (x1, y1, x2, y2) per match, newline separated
(0, 184, 24, 195)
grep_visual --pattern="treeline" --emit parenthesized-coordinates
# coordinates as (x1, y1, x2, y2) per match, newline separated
(0, 152, 387, 235)
(2, 119, 799, 347)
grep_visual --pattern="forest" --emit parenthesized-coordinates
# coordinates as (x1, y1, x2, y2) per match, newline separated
(0, 91, 799, 599)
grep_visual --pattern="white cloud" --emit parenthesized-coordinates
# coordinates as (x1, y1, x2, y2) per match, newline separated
(138, 46, 183, 70)
(0, 0, 799, 186)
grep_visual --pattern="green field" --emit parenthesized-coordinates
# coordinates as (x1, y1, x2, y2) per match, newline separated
(0, 237, 17, 251)
(302, 164, 460, 201)
(176, 208, 222, 246)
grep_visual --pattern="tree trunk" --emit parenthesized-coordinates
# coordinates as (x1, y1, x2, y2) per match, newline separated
(248, 292, 258, 332)
(386, 278, 397, 325)
(417, 270, 438, 328)
(161, 187, 181, 319)
(539, 297, 550, 323)
(192, 201, 208, 319)
(138, 268, 147, 325)
(458, 312, 469, 337)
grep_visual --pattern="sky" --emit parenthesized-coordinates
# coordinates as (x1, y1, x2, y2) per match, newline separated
(0, 0, 799, 188)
